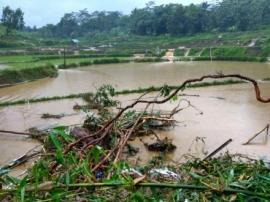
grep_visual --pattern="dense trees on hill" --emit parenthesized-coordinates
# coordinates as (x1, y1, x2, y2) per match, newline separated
(1, 6, 24, 35)
(128, 0, 270, 35)
(38, 10, 125, 38)
(2, 0, 270, 38)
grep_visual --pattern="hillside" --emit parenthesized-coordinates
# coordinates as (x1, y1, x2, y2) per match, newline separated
(1, 24, 270, 57)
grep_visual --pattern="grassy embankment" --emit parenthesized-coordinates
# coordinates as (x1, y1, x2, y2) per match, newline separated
(0, 55, 132, 85)
(186, 46, 268, 62)
(0, 65, 57, 86)
(0, 53, 166, 85)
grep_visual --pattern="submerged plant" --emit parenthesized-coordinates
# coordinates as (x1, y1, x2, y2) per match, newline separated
(93, 84, 118, 107)
(81, 84, 119, 109)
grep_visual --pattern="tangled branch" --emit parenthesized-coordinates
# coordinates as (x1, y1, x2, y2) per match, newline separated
(65, 74, 270, 153)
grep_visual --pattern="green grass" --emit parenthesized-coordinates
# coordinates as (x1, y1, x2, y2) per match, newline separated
(0, 65, 58, 85)
(193, 56, 266, 62)
(0, 55, 38, 63)
(1, 25, 270, 53)
(212, 47, 246, 57)
(0, 55, 130, 69)
(262, 46, 270, 57)
(188, 48, 203, 56)
(200, 48, 210, 57)
(81, 27, 270, 51)
(0, 125, 269, 201)
(190, 47, 268, 62)
(174, 49, 186, 56)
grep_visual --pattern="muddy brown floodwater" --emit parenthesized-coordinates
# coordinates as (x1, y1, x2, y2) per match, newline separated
(0, 61, 270, 175)
(120, 83, 270, 163)
(0, 61, 269, 101)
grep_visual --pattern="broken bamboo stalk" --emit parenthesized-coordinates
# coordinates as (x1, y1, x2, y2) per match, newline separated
(243, 124, 269, 145)
(203, 138, 233, 161)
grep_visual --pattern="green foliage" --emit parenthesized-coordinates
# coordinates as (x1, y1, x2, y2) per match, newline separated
(92, 84, 118, 107)
(262, 46, 270, 57)
(134, 57, 162, 63)
(31, 160, 50, 185)
(18, 177, 27, 202)
(212, 47, 246, 57)
(88, 146, 105, 164)
(49, 133, 64, 164)
(84, 112, 102, 132)
(188, 48, 202, 56)
(0, 64, 58, 85)
(160, 84, 171, 97)
(93, 58, 121, 64)
(1, 6, 24, 35)
(58, 58, 129, 69)
(174, 49, 185, 56)
(1, 125, 270, 201)
(200, 48, 210, 57)
(33, 0, 270, 38)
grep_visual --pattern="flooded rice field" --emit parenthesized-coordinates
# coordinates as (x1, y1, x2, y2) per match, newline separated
(0, 61, 269, 101)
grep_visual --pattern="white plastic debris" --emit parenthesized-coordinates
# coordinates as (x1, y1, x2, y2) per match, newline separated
(149, 168, 181, 181)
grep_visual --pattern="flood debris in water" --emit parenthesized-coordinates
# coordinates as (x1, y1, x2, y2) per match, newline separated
(72, 85, 119, 110)
(1, 74, 270, 201)
(143, 137, 176, 152)
(0, 145, 42, 172)
(41, 112, 79, 119)
(243, 124, 269, 145)
(203, 138, 233, 160)
(41, 113, 65, 119)
(27, 127, 50, 142)
(149, 167, 181, 181)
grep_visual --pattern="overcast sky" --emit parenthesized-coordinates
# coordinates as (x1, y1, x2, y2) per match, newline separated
(0, 0, 212, 27)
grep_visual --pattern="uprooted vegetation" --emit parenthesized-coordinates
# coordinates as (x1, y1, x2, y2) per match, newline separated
(0, 74, 270, 201)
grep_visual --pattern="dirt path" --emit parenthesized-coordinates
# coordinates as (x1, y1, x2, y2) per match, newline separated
(198, 48, 205, 57)
(184, 48, 190, 57)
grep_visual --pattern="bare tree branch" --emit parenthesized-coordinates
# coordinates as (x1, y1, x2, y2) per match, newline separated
(65, 74, 270, 153)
